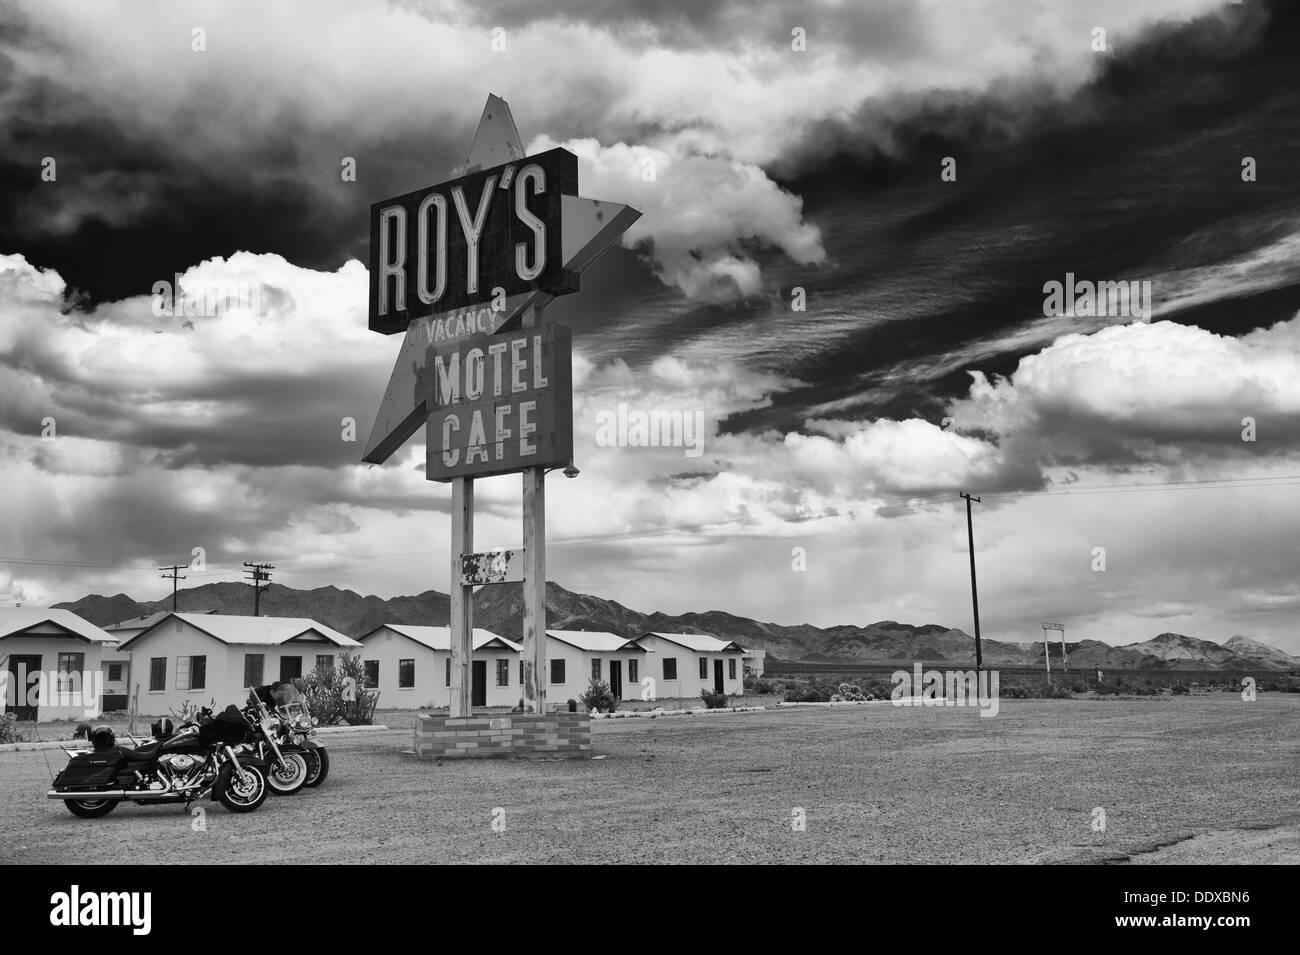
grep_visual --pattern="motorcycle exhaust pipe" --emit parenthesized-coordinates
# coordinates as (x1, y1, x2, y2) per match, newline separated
(47, 789, 180, 801)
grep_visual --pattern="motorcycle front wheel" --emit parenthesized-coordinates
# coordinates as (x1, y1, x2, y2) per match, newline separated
(303, 747, 329, 787)
(219, 765, 268, 813)
(267, 753, 308, 796)
(64, 797, 120, 818)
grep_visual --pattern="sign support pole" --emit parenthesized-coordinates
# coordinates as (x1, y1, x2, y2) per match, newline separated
(521, 303, 547, 714)
(450, 477, 474, 717)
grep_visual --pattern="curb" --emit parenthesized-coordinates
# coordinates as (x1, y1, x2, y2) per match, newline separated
(590, 705, 768, 720)
(777, 699, 889, 707)
(313, 724, 390, 735)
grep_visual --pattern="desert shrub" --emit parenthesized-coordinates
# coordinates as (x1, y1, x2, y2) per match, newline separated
(579, 679, 617, 713)
(1071, 681, 1088, 693)
(833, 682, 869, 702)
(1170, 682, 1190, 695)
(700, 688, 729, 709)
(170, 697, 216, 724)
(1044, 683, 1073, 699)
(749, 678, 777, 695)
(0, 713, 26, 744)
(292, 653, 379, 725)
(783, 681, 835, 703)
(863, 680, 894, 699)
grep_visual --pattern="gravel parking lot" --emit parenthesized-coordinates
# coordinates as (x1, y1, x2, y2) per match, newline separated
(2, 696, 1296, 864)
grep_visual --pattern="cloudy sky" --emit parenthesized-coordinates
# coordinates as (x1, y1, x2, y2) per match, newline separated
(2, 0, 1300, 652)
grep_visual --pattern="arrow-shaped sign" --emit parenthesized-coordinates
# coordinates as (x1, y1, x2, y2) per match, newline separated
(362, 95, 640, 465)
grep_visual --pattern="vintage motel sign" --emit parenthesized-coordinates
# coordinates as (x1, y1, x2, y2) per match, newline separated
(363, 94, 639, 719)
(424, 324, 574, 482)
(363, 96, 640, 465)
(368, 147, 578, 333)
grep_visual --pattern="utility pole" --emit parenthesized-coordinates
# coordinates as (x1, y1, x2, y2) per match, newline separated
(1042, 622, 1065, 686)
(959, 493, 983, 678)
(243, 562, 274, 616)
(158, 564, 186, 611)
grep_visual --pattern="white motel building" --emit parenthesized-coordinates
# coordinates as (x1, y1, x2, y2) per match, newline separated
(0, 608, 126, 722)
(2, 607, 750, 720)
(636, 632, 747, 699)
(356, 624, 524, 709)
(114, 612, 361, 715)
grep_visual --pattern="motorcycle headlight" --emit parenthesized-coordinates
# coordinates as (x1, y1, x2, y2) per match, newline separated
(311, 717, 319, 726)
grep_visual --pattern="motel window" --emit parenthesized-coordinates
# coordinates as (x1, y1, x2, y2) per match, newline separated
(520, 661, 524, 686)
(176, 656, 190, 691)
(699, 657, 708, 680)
(592, 658, 602, 681)
(399, 659, 415, 689)
(629, 660, 638, 683)
(315, 654, 334, 675)
(243, 654, 264, 687)
(550, 659, 565, 685)
(107, 663, 123, 682)
(280, 656, 303, 683)
(57, 652, 85, 692)
(729, 658, 736, 680)
(446, 658, 451, 687)
(149, 657, 166, 692)
(663, 658, 677, 680)
(497, 659, 509, 687)
(191, 656, 207, 691)
(363, 660, 379, 689)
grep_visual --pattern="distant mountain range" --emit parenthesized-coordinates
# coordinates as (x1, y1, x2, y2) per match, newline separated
(51, 580, 1300, 670)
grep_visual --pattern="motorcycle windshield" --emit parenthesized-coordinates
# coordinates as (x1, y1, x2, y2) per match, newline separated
(271, 684, 303, 707)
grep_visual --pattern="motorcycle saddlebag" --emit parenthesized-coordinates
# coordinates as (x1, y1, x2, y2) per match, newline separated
(53, 750, 125, 790)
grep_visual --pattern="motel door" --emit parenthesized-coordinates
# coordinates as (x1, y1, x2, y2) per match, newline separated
(7, 654, 41, 721)
(713, 660, 724, 693)
(471, 660, 487, 708)
(609, 660, 623, 700)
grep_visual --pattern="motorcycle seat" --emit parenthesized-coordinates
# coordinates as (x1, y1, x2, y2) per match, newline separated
(118, 741, 162, 763)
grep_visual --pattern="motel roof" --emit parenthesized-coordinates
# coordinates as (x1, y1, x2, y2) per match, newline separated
(106, 609, 215, 633)
(642, 631, 746, 654)
(546, 630, 645, 653)
(118, 612, 361, 651)
(0, 608, 117, 645)
(359, 624, 521, 653)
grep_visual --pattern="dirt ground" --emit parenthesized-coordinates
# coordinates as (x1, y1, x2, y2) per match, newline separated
(1, 696, 1296, 864)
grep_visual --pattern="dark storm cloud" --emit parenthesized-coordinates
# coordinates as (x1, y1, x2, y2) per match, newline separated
(450, 0, 928, 54)
(0, 0, 1244, 312)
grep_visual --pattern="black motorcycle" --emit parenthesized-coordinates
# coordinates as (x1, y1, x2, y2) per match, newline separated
(48, 708, 270, 818)
(242, 687, 310, 796)
(249, 682, 328, 787)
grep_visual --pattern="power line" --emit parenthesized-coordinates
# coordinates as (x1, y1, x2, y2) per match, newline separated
(158, 564, 186, 611)
(243, 561, 274, 616)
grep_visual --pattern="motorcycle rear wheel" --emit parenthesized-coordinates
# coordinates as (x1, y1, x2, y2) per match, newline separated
(64, 797, 120, 818)
(304, 747, 329, 787)
(219, 766, 268, 813)
(267, 753, 308, 796)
